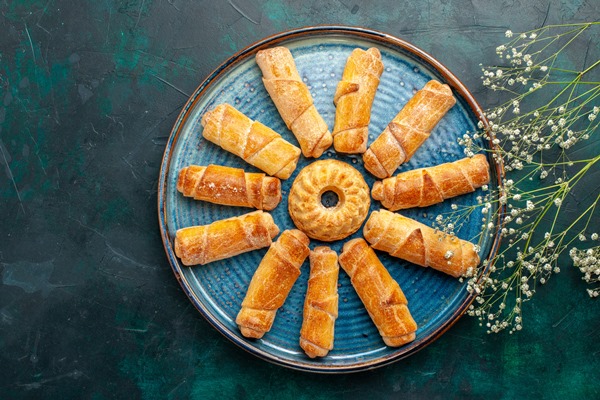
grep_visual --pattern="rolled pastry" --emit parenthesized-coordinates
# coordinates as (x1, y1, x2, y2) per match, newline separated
(300, 246, 339, 358)
(201, 104, 301, 179)
(363, 210, 479, 277)
(363, 80, 456, 178)
(372, 154, 490, 210)
(177, 164, 282, 211)
(333, 47, 384, 154)
(174, 210, 279, 266)
(236, 229, 310, 339)
(338, 238, 417, 347)
(256, 47, 333, 158)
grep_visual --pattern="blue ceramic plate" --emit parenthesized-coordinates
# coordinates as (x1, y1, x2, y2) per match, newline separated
(158, 26, 502, 372)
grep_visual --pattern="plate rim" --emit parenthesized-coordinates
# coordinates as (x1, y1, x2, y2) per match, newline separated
(157, 25, 504, 373)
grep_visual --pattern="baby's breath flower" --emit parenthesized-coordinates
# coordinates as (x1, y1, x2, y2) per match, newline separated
(457, 23, 600, 334)
(553, 198, 562, 207)
(571, 246, 600, 296)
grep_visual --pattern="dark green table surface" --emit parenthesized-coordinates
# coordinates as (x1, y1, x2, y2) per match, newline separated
(1, 1, 598, 399)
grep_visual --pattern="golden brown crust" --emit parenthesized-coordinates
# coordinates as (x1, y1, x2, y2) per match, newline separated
(363, 210, 480, 277)
(288, 160, 370, 241)
(363, 80, 456, 178)
(372, 154, 490, 210)
(177, 164, 282, 210)
(333, 47, 384, 154)
(174, 211, 279, 266)
(256, 47, 332, 158)
(300, 246, 339, 358)
(236, 229, 310, 339)
(338, 239, 417, 347)
(201, 104, 301, 179)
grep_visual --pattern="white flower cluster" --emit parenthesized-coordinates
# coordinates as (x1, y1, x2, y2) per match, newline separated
(476, 26, 599, 176)
(451, 23, 600, 334)
(570, 245, 600, 298)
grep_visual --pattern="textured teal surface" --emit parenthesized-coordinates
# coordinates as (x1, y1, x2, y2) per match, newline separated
(0, 0, 598, 399)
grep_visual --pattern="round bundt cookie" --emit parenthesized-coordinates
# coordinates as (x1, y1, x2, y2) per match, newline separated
(288, 160, 370, 241)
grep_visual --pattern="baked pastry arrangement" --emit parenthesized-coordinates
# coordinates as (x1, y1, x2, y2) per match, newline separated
(300, 246, 339, 358)
(256, 46, 333, 158)
(363, 80, 457, 179)
(372, 154, 490, 211)
(172, 45, 490, 358)
(236, 229, 310, 339)
(363, 210, 480, 278)
(288, 159, 370, 242)
(332, 47, 384, 154)
(177, 164, 282, 210)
